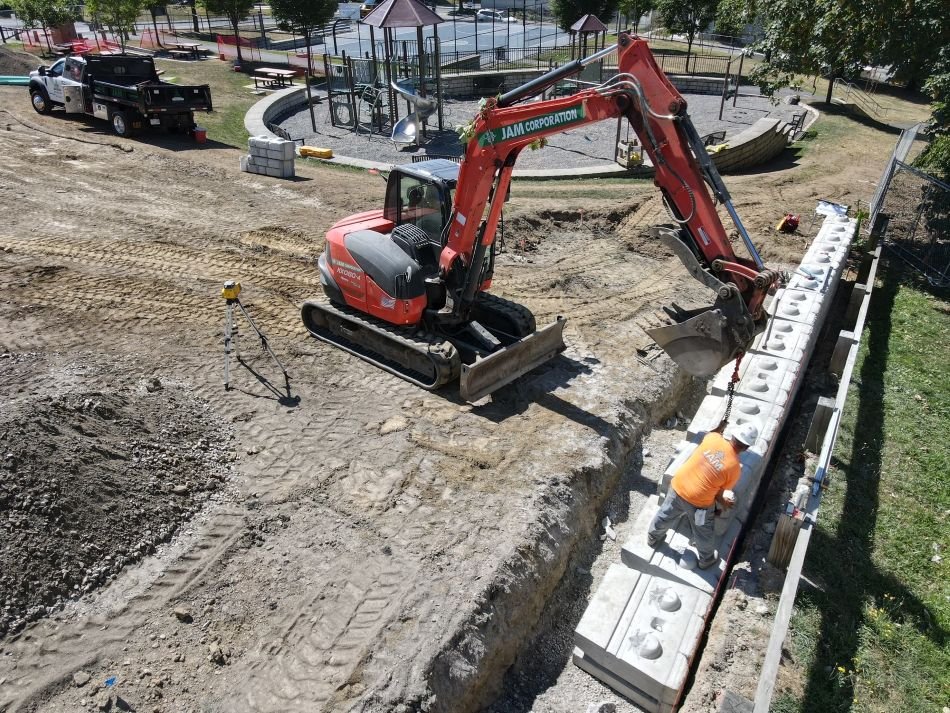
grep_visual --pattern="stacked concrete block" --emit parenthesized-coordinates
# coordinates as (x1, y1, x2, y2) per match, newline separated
(573, 211, 859, 713)
(573, 564, 712, 713)
(241, 135, 295, 178)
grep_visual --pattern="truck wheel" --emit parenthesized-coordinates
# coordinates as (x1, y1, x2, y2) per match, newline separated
(111, 110, 134, 137)
(30, 88, 52, 114)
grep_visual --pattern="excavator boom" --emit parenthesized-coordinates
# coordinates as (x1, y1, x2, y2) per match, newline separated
(440, 33, 781, 376)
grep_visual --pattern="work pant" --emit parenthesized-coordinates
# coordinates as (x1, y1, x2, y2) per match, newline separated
(647, 489, 717, 564)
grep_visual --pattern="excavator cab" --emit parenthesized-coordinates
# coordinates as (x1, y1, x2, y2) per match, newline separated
(382, 161, 457, 270)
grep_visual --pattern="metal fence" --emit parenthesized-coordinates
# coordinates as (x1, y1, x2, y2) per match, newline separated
(870, 123, 950, 287)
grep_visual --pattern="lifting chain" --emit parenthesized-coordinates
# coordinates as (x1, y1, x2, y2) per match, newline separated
(722, 351, 745, 424)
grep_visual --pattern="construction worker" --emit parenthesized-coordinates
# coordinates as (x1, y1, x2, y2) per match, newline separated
(646, 422, 759, 569)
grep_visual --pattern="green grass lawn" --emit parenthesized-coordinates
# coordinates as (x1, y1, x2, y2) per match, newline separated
(157, 56, 259, 147)
(775, 262, 950, 712)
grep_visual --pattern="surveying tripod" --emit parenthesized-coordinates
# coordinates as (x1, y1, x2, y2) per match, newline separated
(222, 280, 290, 394)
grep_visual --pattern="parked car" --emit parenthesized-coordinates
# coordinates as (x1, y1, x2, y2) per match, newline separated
(475, 9, 515, 21)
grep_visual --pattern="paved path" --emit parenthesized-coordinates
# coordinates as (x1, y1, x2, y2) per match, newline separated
(278, 86, 809, 171)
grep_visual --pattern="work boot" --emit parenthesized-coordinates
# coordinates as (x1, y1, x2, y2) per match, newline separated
(647, 533, 661, 548)
(697, 552, 718, 570)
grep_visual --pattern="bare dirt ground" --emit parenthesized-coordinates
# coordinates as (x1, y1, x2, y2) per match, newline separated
(0, 75, 911, 713)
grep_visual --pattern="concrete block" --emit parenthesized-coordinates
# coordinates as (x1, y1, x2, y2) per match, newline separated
(647, 517, 742, 594)
(280, 141, 296, 160)
(248, 135, 272, 150)
(574, 566, 711, 709)
(264, 147, 283, 160)
(280, 162, 295, 179)
(574, 647, 670, 712)
(574, 563, 647, 658)
(711, 352, 797, 407)
(264, 166, 282, 178)
(240, 155, 248, 172)
(750, 318, 813, 363)
(787, 272, 823, 292)
(266, 157, 284, 169)
(687, 394, 781, 448)
(621, 495, 662, 569)
(771, 288, 824, 327)
(804, 241, 848, 269)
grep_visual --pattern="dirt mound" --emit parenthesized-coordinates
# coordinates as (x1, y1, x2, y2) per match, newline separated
(0, 46, 37, 76)
(0, 352, 233, 637)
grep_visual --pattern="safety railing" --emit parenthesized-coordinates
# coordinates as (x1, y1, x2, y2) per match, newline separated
(833, 78, 889, 120)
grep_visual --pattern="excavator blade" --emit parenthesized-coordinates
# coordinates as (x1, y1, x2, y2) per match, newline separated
(647, 306, 747, 378)
(459, 317, 567, 402)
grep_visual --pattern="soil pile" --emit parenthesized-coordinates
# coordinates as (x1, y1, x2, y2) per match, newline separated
(0, 352, 233, 637)
(0, 46, 36, 76)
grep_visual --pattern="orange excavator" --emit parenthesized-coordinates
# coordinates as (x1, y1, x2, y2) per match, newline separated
(302, 33, 782, 401)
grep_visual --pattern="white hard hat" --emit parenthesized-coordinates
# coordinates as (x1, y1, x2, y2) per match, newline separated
(733, 421, 759, 446)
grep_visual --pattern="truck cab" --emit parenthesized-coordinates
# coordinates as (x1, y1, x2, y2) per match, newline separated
(29, 56, 82, 112)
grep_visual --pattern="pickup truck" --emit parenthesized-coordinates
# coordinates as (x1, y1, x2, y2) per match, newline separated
(28, 54, 213, 138)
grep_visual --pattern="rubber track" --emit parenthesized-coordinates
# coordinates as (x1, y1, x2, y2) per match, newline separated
(472, 291, 537, 338)
(301, 299, 460, 391)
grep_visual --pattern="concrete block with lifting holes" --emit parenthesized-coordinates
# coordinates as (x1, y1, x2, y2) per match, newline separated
(687, 394, 781, 449)
(770, 288, 825, 327)
(573, 563, 711, 712)
(749, 317, 814, 364)
(804, 241, 848, 271)
(711, 352, 797, 409)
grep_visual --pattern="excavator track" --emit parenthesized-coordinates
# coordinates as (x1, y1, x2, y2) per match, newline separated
(471, 292, 537, 339)
(301, 300, 460, 391)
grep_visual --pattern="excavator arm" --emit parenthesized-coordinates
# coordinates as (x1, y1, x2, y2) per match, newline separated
(436, 32, 781, 376)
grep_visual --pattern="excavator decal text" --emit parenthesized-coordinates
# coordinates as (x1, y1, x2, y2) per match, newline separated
(477, 105, 586, 147)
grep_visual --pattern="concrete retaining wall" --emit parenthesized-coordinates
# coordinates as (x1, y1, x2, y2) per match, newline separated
(710, 118, 794, 174)
(572, 211, 858, 713)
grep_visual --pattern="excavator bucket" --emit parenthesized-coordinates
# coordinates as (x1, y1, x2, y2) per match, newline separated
(459, 317, 567, 402)
(647, 302, 751, 377)
(645, 226, 763, 377)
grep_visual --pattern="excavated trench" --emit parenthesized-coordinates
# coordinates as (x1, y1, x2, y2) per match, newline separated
(424, 355, 711, 711)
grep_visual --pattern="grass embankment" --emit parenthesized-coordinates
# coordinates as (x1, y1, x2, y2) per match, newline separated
(774, 263, 950, 712)
(157, 56, 258, 147)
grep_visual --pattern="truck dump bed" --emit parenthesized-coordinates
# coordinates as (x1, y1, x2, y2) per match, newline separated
(83, 55, 213, 113)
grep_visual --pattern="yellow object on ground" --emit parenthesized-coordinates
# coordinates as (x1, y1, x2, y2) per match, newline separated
(299, 146, 334, 159)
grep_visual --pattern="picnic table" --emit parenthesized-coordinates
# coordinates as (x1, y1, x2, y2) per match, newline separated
(168, 42, 202, 60)
(253, 67, 297, 89)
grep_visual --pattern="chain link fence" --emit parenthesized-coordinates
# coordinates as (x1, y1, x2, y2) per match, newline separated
(871, 124, 950, 287)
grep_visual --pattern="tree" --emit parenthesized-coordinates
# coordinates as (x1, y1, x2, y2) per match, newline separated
(549, 0, 613, 32)
(916, 48, 950, 180)
(714, 0, 749, 41)
(873, 0, 949, 92)
(86, 0, 146, 51)
(200, 0, 256, 67)
(654, 0, 718, 71)
(10, 0, 78, 51)
(269, 0, 336, 131)
(617, 0, 655, 32)
(750, 0, 878, 104)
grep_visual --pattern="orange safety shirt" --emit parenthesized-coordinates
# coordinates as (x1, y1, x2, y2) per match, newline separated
(671, 432, 741, 508)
